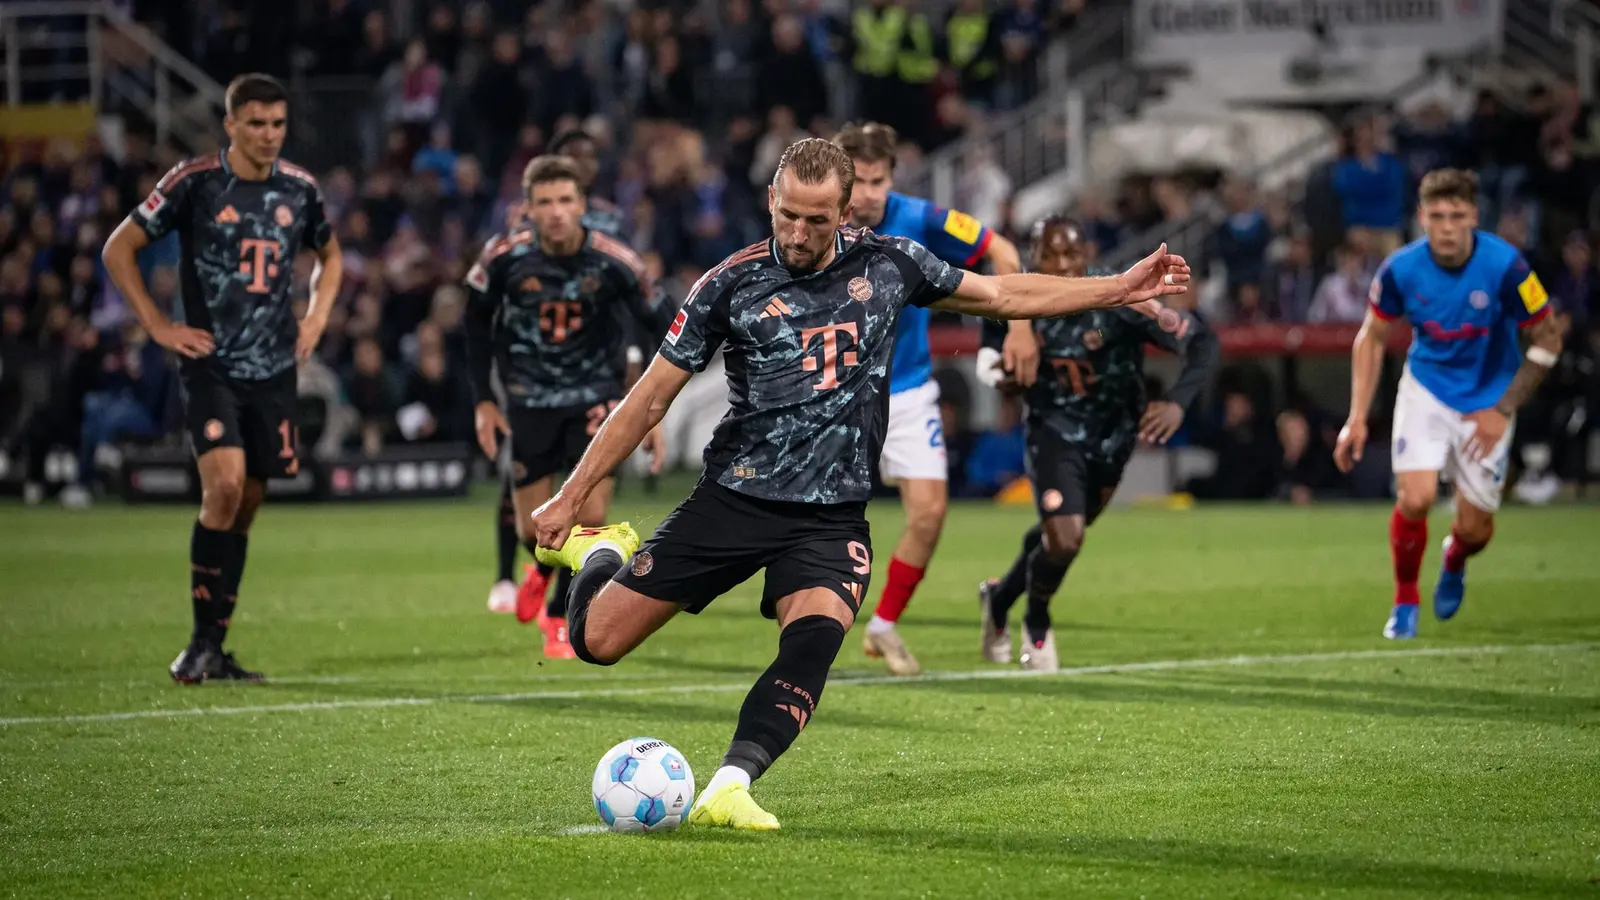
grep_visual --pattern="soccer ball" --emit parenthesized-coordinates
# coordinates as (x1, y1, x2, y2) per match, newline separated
(592, 737, 695, 833)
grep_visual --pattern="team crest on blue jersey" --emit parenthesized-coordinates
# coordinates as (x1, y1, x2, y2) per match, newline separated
(1469, 290, 1489, 309)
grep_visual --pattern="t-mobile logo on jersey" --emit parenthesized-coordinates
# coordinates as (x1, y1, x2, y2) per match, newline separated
(238, 239, 280, 294)
(800, 322, 859, 391)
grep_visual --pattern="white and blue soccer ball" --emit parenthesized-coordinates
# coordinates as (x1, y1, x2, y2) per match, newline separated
(592, 737, 695, 833)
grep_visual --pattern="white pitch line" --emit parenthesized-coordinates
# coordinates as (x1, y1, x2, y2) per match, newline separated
(0, 642, 1590, 729)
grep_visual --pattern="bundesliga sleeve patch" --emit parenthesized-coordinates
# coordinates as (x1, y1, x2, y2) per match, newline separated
(665, 308, 688, 345)
(464, 262, 489, 292)
(138, 189, 167, 219)
(1517, 272, 1548, 315)
(942, 210, 981, 245)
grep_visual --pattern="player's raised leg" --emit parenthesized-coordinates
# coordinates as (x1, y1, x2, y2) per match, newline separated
(979, 524, 1042, 663)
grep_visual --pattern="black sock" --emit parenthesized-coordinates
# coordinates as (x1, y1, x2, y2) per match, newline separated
(566, 549, 624, 666)
(989, 525, 1042, 628)
(1023, 545, 1073, 642)
(536, 561, 555, 578)
(546, 569, 572, 618)
(215, 533, 248, 646)
(496, 485, 517, 582)
(189, 523, 232, 646)
(722, 615, 846, 782)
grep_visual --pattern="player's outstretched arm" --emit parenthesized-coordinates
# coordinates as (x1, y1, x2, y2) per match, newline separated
(102, 219, 215, 358)
(984, 233, 1043, 387)
(933, 243, 1190, 319)
(1335, 307, 1392, 472)
(530, 355, 693, 549)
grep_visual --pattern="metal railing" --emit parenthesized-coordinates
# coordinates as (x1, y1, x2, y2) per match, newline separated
(0, 1, 225, 148)
(1502, 0, 1600, 98)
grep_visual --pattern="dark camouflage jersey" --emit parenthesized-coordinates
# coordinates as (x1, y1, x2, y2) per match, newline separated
(132, 152, 332, 381)
(465, 227, 668, 409)
(663, 228, 963, 505)
(982, 298, 1219, 461)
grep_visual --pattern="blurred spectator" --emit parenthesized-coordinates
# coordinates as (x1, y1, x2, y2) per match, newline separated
(1275, 408, 1336, 505)
(945, 0, 1001, 107)
(758, 16, 830, 134)
(962, 394, 1026, 498)
(412, 122, 460, 194)
(1267, 232, 1318, 323)
(346, 338, 400, 455)
(533, 29, 596, 137)
(1209, 179, 1273, 303)
(749, 106, 812, 189)
(1549, 231, 1598, 335)
(383, 40, 447, 147)
(1332, 118, 1407, 253)
(1309, 241, 1373, 324)
(1393, 101, 1463, 211)
(1187, 389, 1278, 500)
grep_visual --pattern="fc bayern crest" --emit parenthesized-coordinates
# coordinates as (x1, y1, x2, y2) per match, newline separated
(847, 277, 873, 301)
(1469, 290, 1489, 309)
(274, 205, 294, 226)
(581, 274, 601, 295)
(631, 551, 654, 577)
(1082, 329, 1104, 350)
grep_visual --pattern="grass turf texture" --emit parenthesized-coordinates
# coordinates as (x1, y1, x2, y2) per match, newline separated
(0, 493, 1597, 899)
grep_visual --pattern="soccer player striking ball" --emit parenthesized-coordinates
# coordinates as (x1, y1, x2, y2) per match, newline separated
(529, 139, 1190, 829)
(976, 217, 1218, 670)
(833, 122, 1027, 676)
(1334, 169, 1564, 639)
(465, 155, 668, 657)
(101, 74, 342, 683)
(487, 129, 631, 617)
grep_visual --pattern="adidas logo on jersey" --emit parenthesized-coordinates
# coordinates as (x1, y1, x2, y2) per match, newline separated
(215, 205, 240, 224)
(759, 297, 794, 319)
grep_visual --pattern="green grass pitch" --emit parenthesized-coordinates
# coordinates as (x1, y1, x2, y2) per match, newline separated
(1, 491, 1597, 898)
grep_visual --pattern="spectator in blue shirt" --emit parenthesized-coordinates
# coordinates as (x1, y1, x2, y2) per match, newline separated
(1332, 118, 1408, 253)
(1209, 178, 1273, 299)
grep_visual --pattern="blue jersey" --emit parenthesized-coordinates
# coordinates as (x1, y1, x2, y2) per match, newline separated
(1370, 232, 1550, 413)
(874, 192, 992, 394)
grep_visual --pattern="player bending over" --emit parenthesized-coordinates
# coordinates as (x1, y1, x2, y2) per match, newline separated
(528, 139, 1190, 830)
(1333, 169, 1563, 639)
(465, 155, 669, 657)
(833, 122, 1025, 676)
(977, 217, 1218, 670)
(102, 74, 342, 683)
(487, 128, 633, 617)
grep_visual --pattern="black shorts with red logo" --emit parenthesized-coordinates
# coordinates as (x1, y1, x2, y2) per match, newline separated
(1025, 426, 1128, 524)
(507, 397, 620, 487)
(180, 364, 301, 480)
(614, 478, 873, 619)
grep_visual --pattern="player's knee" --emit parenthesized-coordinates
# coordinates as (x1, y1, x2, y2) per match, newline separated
(1456, 512, 1495, 545)
(575, 626, 624, 666)
(1041, 520, 1084, 561)
(1396, 486, 1435, 520)
(201, 476, 245, 525)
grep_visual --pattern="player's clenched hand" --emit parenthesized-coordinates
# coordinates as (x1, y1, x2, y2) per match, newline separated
(1462, 408, 1508, 462)
(1138, 401, 1184, 444)
(1118, 243, 1191, 305)
(1002, 324, 1040, 388)
(1333, 418, 1368, 473)
(474, 401, 510, 459)
(530, 493, 580, 550)
(641, 424, 667, 475)
(150, 322, 215, 359)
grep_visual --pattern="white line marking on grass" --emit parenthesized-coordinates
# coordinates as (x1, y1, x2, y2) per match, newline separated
(556, 825, 612, 836)
(0, 642, 1590, 728)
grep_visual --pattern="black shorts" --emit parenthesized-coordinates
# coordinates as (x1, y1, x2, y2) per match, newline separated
(1025, 427, 1128, 524)
(614, 478, 873, 619)
(507, 399, 618, 487)
(180, 365, 300, 480)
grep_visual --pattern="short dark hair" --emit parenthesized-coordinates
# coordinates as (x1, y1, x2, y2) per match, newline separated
(1030, 215, 1085, 247)
(522, 155, 585, 195)
(225, 74, 288, 117)
(832, 121, 898, 169)
(547, 129, 596, 155)
(772, 138, 855, 209)
(1418, 168, 1478, 206)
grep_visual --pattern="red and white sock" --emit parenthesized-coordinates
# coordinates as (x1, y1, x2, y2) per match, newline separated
(1443, 525, 1492, 573)
(1390, 507, 1428, 607)
(867, 557, 925, 634)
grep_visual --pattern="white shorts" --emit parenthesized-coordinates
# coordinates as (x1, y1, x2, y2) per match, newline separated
(879, 381, 947, 483)
(1391, 369, 1514, 512)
